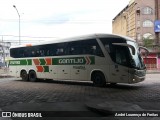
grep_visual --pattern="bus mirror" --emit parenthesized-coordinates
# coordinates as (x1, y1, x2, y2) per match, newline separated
(139, 46, 149, 56)
(112, 43, 135, 55)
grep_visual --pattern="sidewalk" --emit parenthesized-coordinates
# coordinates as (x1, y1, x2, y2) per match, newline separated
(0, 68, 12, 78)
(146, 69, 160, 74)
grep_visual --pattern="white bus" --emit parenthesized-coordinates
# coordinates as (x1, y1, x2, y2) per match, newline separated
(9, 33, 148, 86)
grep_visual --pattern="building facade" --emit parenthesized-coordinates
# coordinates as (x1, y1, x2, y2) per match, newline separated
(0, 42, 11, 67)
(112, 0, 160, 69)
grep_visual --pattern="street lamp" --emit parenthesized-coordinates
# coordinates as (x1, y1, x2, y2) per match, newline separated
(13, 5, 21, 45)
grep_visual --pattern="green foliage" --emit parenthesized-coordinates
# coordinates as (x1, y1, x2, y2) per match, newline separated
(143, 37, 160, 51)
(143, 37, 154, 48)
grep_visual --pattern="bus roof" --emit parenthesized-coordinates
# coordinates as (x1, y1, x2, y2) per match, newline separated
(10, 33, 136, 48)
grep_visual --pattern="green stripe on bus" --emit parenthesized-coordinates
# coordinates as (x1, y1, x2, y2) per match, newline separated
(27, 59, 32, 65)
(89, 56, 95, 64)
(39, 59, 46, 65)
(9, 59, 32, 65)
(9, 56, 95, 66)
(43, 66, 49, 72)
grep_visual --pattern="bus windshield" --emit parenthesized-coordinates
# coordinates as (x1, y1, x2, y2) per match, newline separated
(100, 37, 146, 70)
(127, 40, 146, 70)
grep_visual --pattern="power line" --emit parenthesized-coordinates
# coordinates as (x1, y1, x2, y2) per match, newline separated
(0, 18, 109, 23)
(0, 35, 59, 39)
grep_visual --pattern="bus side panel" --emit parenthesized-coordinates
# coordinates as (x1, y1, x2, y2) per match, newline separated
(45, 65, 58, 79)
(88, 56, 109, 82)
(9, 58, 21, 78)
(9, 65, 18, 77)
(71, 65, 88, 80)
(16, 66, 23, 78)
(31, 66, 46, 79)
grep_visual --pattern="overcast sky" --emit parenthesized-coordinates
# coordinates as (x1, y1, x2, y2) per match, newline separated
(0, 0, 130, 45)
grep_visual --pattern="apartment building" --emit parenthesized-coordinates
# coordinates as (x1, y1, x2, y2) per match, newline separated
(112, 0, 160, 69)
(0, 42, 11, 67)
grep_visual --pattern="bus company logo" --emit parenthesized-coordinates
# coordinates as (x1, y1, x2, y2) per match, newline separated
(55, 56, 95, 65)
(33, 58, 51, 72)
(58, 58, 84, 64)
(85, 56, 92, 65)
(35, 66, 49, 72)
(33, 58, 52, 65)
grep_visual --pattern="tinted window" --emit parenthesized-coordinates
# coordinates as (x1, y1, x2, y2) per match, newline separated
(68, 39, 104, 57)
(10, 39, 103, 58)
(10, 42, 67, 58)
(100, 38, 131, 66)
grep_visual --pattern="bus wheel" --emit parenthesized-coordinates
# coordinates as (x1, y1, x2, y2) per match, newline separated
(21, 70, 28, 81)
(29, 71, 37, 82)
(92, 72, 106, 87)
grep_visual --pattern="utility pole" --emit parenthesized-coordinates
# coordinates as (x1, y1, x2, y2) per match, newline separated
(13, 5, 21, 45)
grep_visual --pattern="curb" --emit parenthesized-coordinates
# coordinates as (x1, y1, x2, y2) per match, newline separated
(146, 71, 160, 74)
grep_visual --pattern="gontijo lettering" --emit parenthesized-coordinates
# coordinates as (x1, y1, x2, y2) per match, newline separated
(59, 58, 84, 64)
(53, 56, 95, 65)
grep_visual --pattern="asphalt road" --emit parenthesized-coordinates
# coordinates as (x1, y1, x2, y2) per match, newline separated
(0, 74, 159, 119)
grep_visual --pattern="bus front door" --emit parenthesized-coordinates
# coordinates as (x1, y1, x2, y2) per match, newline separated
(109, 47, 129, 83)
(109, 64, 129, 83)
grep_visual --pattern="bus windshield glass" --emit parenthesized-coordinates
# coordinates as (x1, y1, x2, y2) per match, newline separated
(127, 40, 146, 70)
(100, 37, 145, 70)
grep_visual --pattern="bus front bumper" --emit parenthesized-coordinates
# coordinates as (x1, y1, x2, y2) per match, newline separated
(132, 75, 145, 83)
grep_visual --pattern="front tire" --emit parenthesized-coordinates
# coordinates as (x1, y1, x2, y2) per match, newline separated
(29, 71, 37, 82)
(92, 72, 106, 87)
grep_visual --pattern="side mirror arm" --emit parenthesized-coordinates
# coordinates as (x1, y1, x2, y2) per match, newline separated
(139, 46, 149, 56)
(112, 43, 135, 55)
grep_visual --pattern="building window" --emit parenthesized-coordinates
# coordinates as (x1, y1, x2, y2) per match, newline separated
(143, 33, 154, 39)
(136, 7, 140, 15)
(142, 7, 153, 14)
(143, 20, 153, 27)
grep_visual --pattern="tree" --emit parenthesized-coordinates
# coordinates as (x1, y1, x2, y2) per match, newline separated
(143, 37, 154, 48)
(143, 37, 160, 52)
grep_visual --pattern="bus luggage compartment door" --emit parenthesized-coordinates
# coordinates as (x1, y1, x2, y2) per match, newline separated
(109, 64, 129, 83)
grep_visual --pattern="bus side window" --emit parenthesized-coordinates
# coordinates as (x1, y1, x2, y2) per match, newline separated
(54, 43, 67, 56)
(68, 41, 82, 55)
(83, 39, 104, 57)
(42, 44, 55, 56)
(68, 39, 104, 56)
(56, 48, 63, 55)
(40, 50, 44, 56)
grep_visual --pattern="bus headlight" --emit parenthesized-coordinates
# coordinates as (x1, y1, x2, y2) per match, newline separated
(135, 70, 146, 77)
